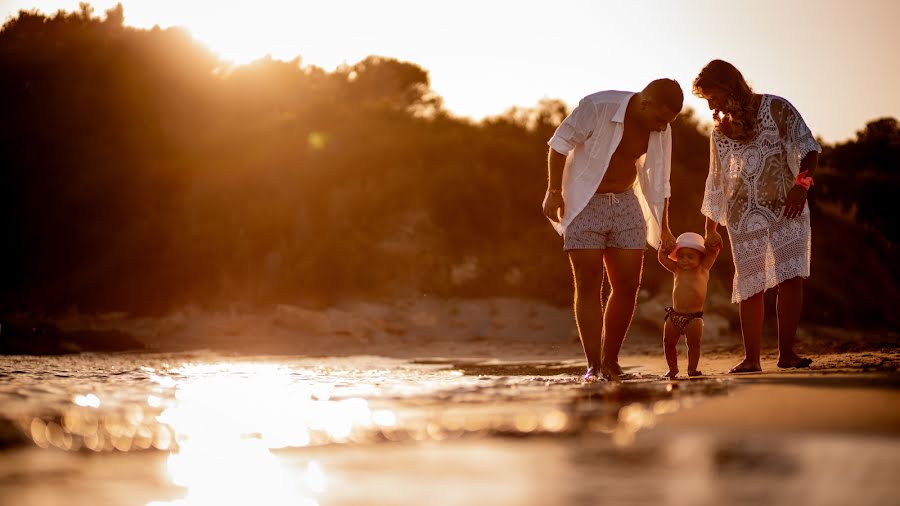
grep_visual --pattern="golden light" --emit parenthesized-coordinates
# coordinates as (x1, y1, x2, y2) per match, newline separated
(145, 361, 398, 506)
(74, 393, 101, 408)
(117, 0, 355, 67)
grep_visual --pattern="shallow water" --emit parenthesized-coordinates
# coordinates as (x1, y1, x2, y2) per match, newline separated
(0, 353, 897, 506)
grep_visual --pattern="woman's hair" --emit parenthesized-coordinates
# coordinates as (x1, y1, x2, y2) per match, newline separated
(692, 60, 757, 142)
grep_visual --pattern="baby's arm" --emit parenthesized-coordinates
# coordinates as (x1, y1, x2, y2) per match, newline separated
(701, 244, 722, 270)
(658, 244, 677, 273)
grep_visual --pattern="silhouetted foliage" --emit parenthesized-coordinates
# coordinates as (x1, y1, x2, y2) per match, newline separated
(0, 5, 897, 329)
(819, 118, 900, 242)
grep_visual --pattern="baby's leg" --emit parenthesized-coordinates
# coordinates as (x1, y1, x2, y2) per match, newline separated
(685, 319, 704, 376)
(663, 320, 680, 378)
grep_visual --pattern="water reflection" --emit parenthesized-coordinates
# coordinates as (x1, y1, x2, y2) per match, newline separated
(4, 356, 735, 456)
(151, 362, 401, 506)
(1, 354, 899, 506)
(0, 355, 734, 505)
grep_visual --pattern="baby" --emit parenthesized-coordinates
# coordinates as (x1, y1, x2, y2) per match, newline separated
(657, 232, 721, 378)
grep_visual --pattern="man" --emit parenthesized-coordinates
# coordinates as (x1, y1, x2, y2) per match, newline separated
(543, 79, 682, 380)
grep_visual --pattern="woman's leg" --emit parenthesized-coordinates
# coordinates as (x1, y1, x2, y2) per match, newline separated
(776, 276, 812, 368)
(730, 291, 764, 373)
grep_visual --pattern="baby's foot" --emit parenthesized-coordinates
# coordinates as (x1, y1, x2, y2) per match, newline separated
(728, 359, 762, 374)
(687, 370, 703, 377)
(777, 353, 813, 369)
(663, 369, 678, 379)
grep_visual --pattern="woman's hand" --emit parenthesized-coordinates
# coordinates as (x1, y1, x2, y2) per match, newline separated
(783, 185, 807, 219)
(543, 193, 565, 223)
(705, 229, 723, 251)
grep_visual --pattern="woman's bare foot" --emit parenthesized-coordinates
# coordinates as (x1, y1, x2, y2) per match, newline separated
(687, 370, 703, 377)
(728, 359, 762, 374)
(663, 369, 678, 379)
(777, 353, 813, 369)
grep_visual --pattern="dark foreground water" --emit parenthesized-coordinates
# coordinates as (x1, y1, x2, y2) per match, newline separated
(0, 353, 898, 506)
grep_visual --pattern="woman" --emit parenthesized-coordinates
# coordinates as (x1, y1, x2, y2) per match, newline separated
(693, 60, 820, 373)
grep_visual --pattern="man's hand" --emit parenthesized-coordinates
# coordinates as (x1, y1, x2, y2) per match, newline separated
(782, 185, 807, 219)
(660, 228, 676, 254)
(705, 229, 723, 251)
(543, 192, 565, 223)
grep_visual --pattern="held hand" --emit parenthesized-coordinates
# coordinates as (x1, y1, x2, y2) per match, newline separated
(705, 229, 723, 251)
(782, 185, 808, 219)
(543, 192, 565, 223)
(660, 228, 676, 254)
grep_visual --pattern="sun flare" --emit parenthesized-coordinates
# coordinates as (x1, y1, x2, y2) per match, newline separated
(125, 1, 350, 66)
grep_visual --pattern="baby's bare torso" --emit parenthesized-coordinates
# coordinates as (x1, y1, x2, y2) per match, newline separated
(672, 267, 710, 313)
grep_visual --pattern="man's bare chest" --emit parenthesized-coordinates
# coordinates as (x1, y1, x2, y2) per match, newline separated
(613, 125, 650, 160)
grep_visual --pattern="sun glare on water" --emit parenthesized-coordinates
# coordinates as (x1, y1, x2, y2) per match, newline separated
(145, 362, 396, 506)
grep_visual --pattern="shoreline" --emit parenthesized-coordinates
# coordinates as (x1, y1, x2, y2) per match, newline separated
(1, 298, 897, 370)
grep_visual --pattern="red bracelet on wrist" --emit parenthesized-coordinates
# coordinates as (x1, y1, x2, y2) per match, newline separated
(795, 171, 814, 190)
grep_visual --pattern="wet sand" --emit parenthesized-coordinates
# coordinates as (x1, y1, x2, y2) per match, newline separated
(0, 345, 898, 506)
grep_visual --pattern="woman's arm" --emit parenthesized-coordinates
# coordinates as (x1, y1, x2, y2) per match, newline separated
(701, 244, 722, 270)
(705, 217, 723, 250)
(800, 150, 818, 177)
(784, 150, 818, 219)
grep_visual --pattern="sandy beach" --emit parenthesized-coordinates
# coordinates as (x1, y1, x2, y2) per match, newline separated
(1, 296, 898, 506)
(1, 316, 898, 506)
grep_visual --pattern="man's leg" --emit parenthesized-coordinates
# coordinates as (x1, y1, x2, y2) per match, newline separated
(730, 291, 764, 373)
(568, 249, 605, 370)
(776, 276, 812, 368)
(600, 248, 643, 379)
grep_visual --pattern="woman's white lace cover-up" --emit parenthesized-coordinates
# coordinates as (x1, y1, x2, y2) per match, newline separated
(701, 95, 821, 303)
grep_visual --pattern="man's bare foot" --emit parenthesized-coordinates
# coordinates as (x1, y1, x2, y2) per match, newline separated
(687, 370, 703, 377)
(777, 354, 813, 369)
(728, 359, 762, 374)
(663, 369, 678, 379)
(600, 361, 625, 381)
(582, 366, 604, 382)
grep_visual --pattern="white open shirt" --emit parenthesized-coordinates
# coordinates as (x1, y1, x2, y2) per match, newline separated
(545, 90, 672, 250)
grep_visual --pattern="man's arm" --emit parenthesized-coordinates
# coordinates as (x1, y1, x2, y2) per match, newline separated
(660, 198, 675, 251)
(547, 148, 565, 192)
(657, 245, 677, 273)
(543, 97, 598, 223)
(543, 148, 567, 222)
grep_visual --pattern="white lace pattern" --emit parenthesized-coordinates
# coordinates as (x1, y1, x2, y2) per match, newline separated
(701, 95, 821, 302)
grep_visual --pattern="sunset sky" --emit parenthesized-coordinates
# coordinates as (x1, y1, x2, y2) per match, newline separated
(2, 0, 898, 142)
